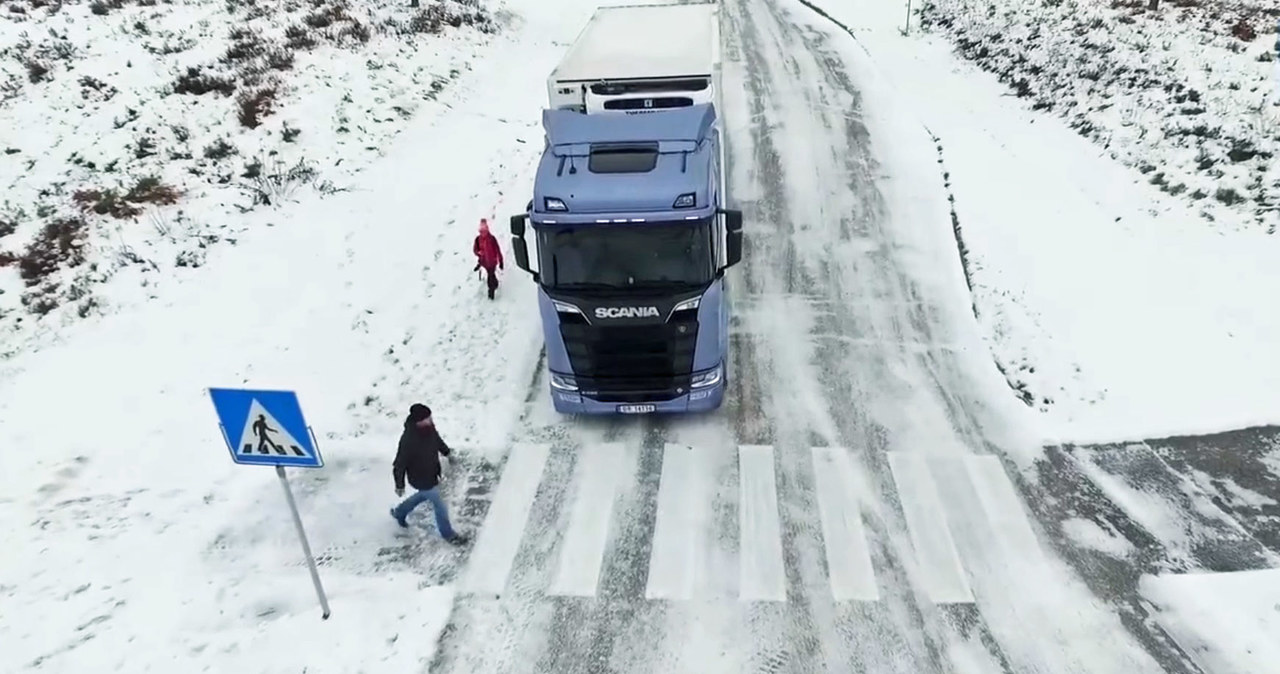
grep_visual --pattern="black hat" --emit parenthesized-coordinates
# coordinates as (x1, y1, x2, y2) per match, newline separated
(409, 403, 431, 421)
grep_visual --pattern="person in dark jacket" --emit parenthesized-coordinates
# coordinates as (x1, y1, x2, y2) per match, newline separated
(390, 403, 468, 544)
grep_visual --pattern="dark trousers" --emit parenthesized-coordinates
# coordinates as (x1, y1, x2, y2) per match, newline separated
(482, 265, 499, 298)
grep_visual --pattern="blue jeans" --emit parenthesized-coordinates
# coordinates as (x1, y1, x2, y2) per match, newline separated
(392, 486, 456, 539)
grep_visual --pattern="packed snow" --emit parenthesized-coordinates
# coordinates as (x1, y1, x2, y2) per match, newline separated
(1141, 568, 1280, 674)
(0, 0, 496, 356)
(1061, 516, 1137, 558)
(803, 0, 1280, 444)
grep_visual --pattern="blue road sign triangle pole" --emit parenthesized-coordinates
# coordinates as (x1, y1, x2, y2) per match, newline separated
(276, 465, 330, 620)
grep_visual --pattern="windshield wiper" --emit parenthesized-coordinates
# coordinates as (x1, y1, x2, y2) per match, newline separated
(625, 279, 703, 290)
(554, 281, 625, 291)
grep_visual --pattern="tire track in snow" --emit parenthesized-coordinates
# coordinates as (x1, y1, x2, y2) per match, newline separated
(720, 0, 839, 670)
(720, 0, 964, 671)
(746, 9, 996, 671)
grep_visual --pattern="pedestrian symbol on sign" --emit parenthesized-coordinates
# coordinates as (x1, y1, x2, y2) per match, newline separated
(238, 402, 308, 458)
(252, 414, 281, 453)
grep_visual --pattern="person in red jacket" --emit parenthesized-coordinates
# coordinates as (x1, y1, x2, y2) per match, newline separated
(473, 218, 504, 300)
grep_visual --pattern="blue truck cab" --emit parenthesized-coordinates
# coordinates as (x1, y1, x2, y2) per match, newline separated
(508, 103, 743, 415)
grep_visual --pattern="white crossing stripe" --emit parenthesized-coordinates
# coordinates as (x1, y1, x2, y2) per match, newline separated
(457, 442, 551, 595)
(645, 443, 711, 600)
(811, 446, 880, 601)
(548, 442, 630, 597)
(738, 445, 787, 602)
(887, 452, 975, 604)
(964, 454, 1046, 565)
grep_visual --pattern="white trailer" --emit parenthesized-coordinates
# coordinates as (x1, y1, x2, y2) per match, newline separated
(546, 2, 722, 117)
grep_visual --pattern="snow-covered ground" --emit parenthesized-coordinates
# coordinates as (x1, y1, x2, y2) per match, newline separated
(805, 0, 1280, 444)
(918, 0, 1280, 232)
(1140, 568, 1280, 674)
(0, 0, 495, 356)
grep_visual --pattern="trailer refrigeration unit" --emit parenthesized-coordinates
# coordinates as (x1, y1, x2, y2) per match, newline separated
(509, 2, 744, 415)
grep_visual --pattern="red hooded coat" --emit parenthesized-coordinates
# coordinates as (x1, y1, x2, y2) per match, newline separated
(473, 219, 504, 272)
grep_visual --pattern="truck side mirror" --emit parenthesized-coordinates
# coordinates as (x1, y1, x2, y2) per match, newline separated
(724, 209, 743, 269)
(509, 214, 537, 280)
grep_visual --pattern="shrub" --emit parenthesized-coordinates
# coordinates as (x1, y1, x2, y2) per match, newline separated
(89, 0, 123, 14)
(72, 177, 182, 219)
(304, 4, 347, 29)
(1230, 19, 1255, 41)
(266, 48, 295, 71)
(17, 217, 87, 286)
(73, 188, 140, 218)
(224, 29, 267, 62)
(337, 19, 371, 44)
(125, 176, 182, 205)
(237, 86, 277, 128)
(285, 24, 318, 51)
(26, 60, 49, 83)
(204, 138, 237, 159)
(173, 66, 236, 96)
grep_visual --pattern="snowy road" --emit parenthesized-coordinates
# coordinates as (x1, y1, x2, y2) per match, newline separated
(424, 0, 1197, 672)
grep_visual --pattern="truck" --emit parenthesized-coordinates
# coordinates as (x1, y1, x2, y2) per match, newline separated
(507, 2, 744, 415)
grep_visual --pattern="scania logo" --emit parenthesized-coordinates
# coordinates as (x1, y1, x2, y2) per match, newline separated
(595, 306, 660, 319)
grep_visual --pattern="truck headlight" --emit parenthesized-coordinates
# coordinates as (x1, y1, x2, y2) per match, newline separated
(544, 197, 568, 212)
(672, 296, 701, 314)
(550, 372, 579, 391)
(691, 363, 722, 389)
(672, 192, 696, 208)
(553, 300, 584, 316)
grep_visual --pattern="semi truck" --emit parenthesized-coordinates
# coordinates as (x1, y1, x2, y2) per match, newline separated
(508, 2, 744, 415)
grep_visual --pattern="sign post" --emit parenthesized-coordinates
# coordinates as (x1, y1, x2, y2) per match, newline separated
(208, 387, 331, 620)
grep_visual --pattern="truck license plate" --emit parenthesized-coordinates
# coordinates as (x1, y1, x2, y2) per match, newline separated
(618, 404, 656, 414)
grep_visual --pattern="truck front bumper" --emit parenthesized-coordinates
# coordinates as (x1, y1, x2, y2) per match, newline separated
(550, 379, 725, 415)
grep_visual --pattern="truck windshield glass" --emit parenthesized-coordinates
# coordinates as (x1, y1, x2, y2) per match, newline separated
(539, 219, 714, 291)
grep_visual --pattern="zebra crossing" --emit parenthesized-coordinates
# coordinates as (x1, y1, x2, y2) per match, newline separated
(454, 442, 1046, 604)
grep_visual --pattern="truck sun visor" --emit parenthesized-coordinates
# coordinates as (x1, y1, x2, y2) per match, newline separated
(587, 144, 660, 173)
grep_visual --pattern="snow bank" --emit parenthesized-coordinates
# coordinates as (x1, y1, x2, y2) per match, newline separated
(798, 0, 1280, 444)
(0, 0, 496, 354)
(919, 0, 1280, 232)
(1140, 568, 1280, 674)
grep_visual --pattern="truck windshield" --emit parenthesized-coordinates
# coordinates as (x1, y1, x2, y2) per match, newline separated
(538, 219, 714, 292)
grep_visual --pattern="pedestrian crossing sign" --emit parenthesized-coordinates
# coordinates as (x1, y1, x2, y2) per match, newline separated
(208, 387, 323, 468)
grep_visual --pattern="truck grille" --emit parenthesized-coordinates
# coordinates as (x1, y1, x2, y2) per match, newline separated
(560, 314, 699, 403)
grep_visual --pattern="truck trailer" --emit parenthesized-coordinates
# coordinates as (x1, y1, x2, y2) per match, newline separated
(509, 2, 744, 415)
(545, 3, 722, 115)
